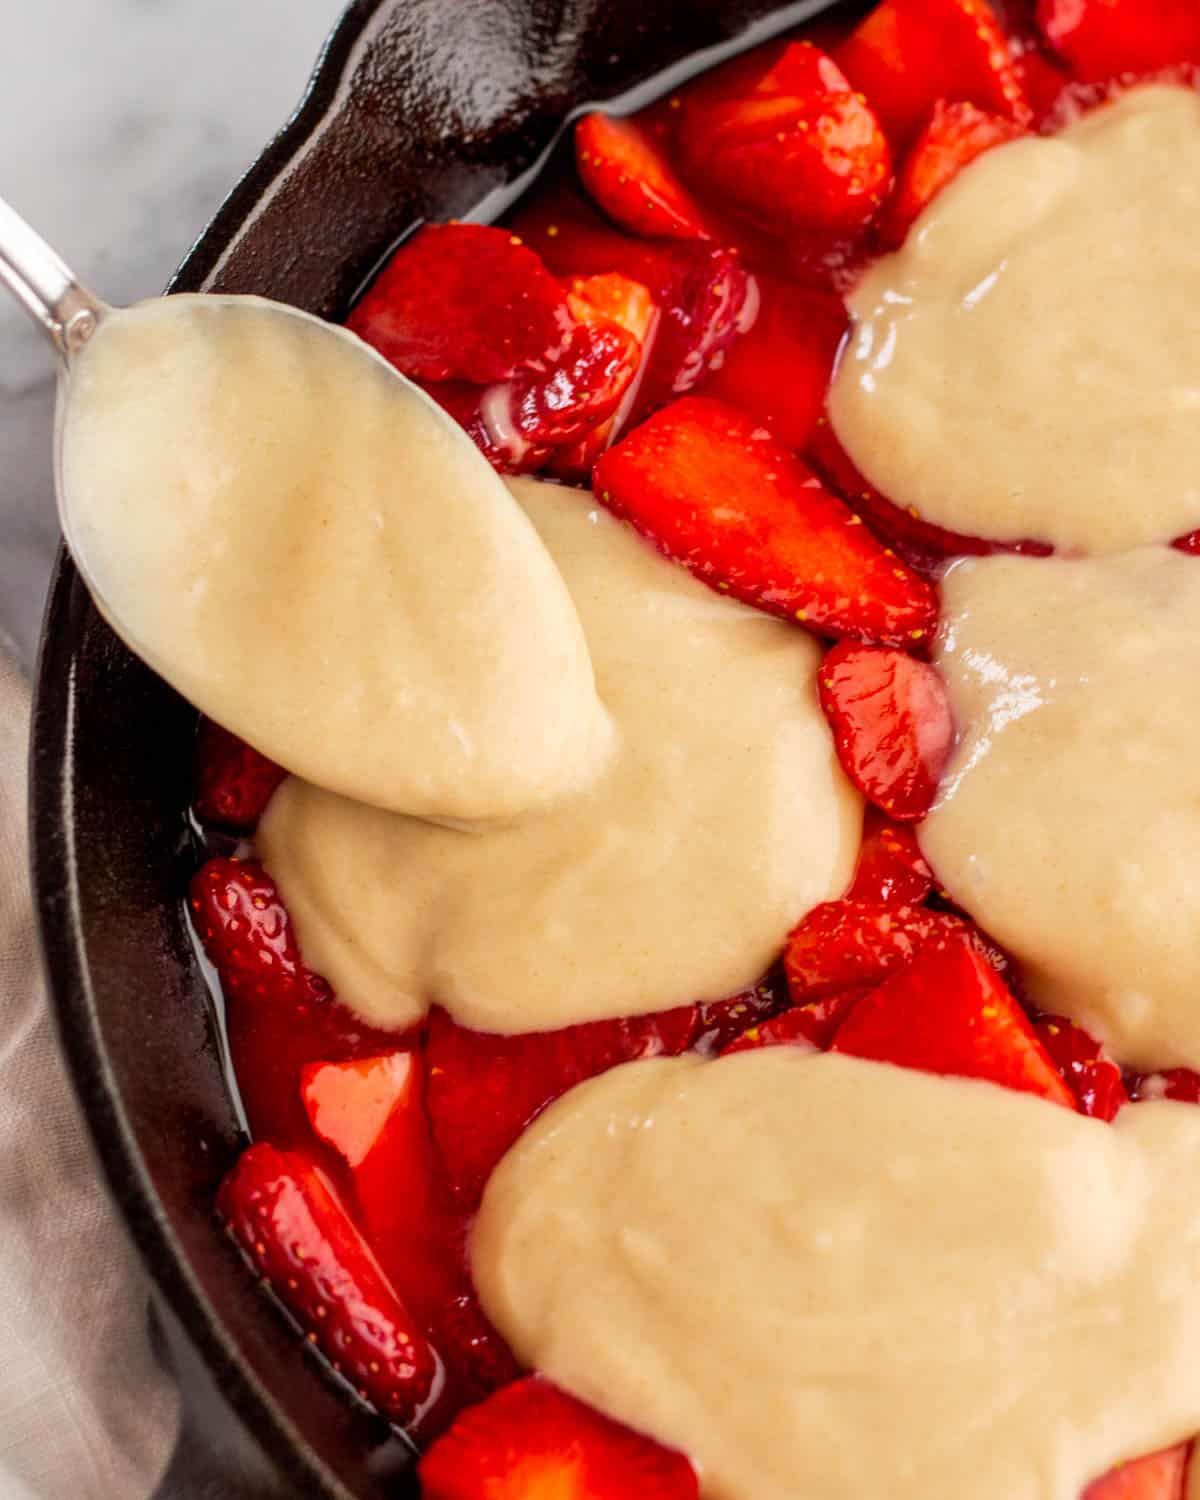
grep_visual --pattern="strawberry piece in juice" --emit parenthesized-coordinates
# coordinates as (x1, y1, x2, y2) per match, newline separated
(193, 719, 286, 831)
(574, 112, 709, 241)
(1036, 0, 1200, 83)
(847, 808, 935, 906)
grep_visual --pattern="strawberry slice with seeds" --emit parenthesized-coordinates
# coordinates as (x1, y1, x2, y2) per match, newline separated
(1036, 0, 1200, 83)
(721, 994, 863, 1054)
(678, 41, 893, 235)
(419, 1377, 699, 1500)
(1083, 1444, 1193, 1500)
(426, 1004, 697, 1206)
(832, 931, 1076, 1107)
(575, 112, 709, 240)
(818, 641, 954, 821)
(847, 808, 935, 905)
(190, 859, 404, 1143)
(696, 276, 846, 453)
(594, 397, 937, 647)
(301, 1053, 519, 1410)
(193, 720, 286, 831)
(217, 1143, 436, 1424)
(878, 101, 1026, 248)
(1032, 1016, 1127, 1121)
(346, 223, 572, 384)
(784, 898, 994, 1001)
(835, 0, 1032, 149)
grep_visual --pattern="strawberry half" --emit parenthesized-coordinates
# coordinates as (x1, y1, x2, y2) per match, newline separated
(594, 397, 937, 648)
(1036, 0, 1200, 83)
(1032, 1016, 1127, 1121)
(301, 1053, 520, 1411)
(878, 101, 1026, 248)
(784, 898, 994, 1001)
(190, 859, 404, 1143)
(575, 112, 709, 240)
(346, 223, 572, 384)
(835, 0, 1032, 149)
(677, 41, 893, 235)
(831, 931, 1076, 1107)
(425, 1004, 697, 1207)
(217, 1143, 436, 1424)
(818, 641, 955, 821)
(695, 275, 847, 453)
(193, 720, 286, 831)
(419, 1377, 699, 1500)
(847, 808, 935, 905)
(1083, 1444, 1193, 1500)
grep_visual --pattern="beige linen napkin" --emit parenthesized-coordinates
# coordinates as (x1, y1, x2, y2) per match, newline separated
(0, 648, 177, 1497)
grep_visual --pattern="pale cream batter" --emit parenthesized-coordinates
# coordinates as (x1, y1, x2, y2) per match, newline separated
(830, 86, 1200, 555)
(61, 294, 608, 821)
(921, 547, 1200, 1072)
(258, 478, 860, 1034)
(474, 1049, 1200, 1500)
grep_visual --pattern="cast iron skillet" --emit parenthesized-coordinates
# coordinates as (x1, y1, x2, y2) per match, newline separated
(30, 0, 847, 1493)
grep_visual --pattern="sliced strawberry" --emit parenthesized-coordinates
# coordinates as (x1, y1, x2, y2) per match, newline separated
(1128, 1069, 1200, 1105)
(784, 898, 989, 1001)
(575, 112, 708, 240)
(677, 41, 893, 235)
(1173, 530, 1200, 556)
(692, 968, 791, 1054)
(509, 191, 755, 411)
(695, 276, 846, 452)
(217, 1143, 436, 1423)
(878, 101, 1026, 248)
(193, 720, 286, 831)
(300, 1052, 518, 1412)
(832, 931, 1076, 1107)
(1032, 1016, 1127, 1121)
(1036, 0, 1200, 82)
(1083, 1444, 1193, 1500)
(594, 397, 937, 647)
(818, 641, 955, 821)
(346, 223, 571, 384)
(426, 1004, 697, 1206)
(835, 0, 1031, 149)
(419, 1377, 699, 1500)
(848, 808, 935, 905)
(721, 994, 863, 1054)
(189, 859, 404, 1143)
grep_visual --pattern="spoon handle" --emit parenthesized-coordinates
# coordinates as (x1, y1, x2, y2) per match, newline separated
(0, 194, 107, 360)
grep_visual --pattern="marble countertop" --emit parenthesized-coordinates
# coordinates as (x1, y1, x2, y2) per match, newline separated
(0, 0, 342, 670)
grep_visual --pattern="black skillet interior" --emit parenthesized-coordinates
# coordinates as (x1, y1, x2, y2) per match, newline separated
(30, 0, 850, 1495)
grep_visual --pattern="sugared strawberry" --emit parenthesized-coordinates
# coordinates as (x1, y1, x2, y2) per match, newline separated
(300, 1052, 519, 1410)
(217, 1143, 436, 1424)
(692, 968, 791, 1054)
(1036, 0, 1200, 83)
(847, 808, 935, 905)
(346, 223, 571, 384)
(1032, 1016, 1127, 1121)
(1083, 1443, 1193, 1500)
(190, 859, 404, 1143)
(425, 1004, 697, 1206)
(509, 191, 755, 411)
(784, 898, 990, 1001)
(677, 41, 893, 235)
(594, 397, 937, 648)
(193, 720, 286, 831)
(419, 1377, 699, 1500)
(575, 112, 709, 240)
(1128, 1069, 1200, 1105)
(878, 101, 1026, 248)
(818, 641, 955, 821)
(835, 0, 1031, 149)
(831, 932, 1076, 1107)
(696, 276, 846, 452)
(722, 993, 863, 1054)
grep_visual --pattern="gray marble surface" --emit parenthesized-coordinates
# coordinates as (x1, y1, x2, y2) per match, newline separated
(0, 0, 342, 670)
